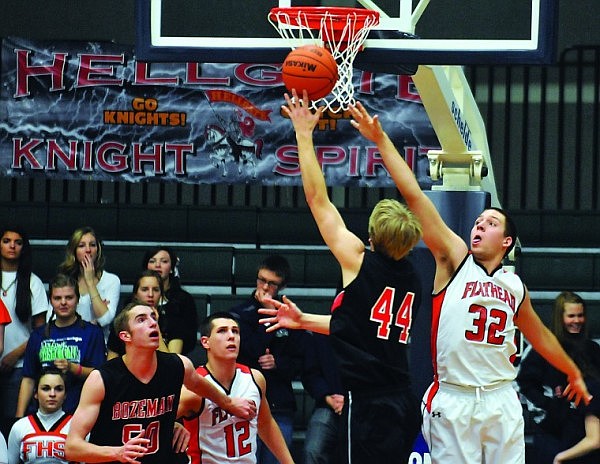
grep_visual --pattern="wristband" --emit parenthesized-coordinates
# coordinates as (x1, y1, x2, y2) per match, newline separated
(75, 363, 83, 376)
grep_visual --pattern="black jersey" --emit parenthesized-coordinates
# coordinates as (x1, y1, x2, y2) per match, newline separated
(329, 250, 421, 391)
(89, 351, 184, 463)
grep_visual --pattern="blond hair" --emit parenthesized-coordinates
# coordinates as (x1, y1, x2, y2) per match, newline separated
(368, 199, 422, 260)
(58, 226, 105, 279)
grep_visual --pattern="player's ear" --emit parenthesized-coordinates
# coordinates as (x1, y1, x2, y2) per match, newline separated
(502, 235, 513, 250)
(118, 330, 131, 342)
(200, 335, 210, 350)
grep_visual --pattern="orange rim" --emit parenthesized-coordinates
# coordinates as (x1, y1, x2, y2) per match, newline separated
(269, 6, 380, 31)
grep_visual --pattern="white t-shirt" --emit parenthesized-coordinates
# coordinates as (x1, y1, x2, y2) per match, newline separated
(1, 270, 48, 368)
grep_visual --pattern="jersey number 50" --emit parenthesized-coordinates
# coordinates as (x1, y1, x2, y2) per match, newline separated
(370, 288, 415, 343)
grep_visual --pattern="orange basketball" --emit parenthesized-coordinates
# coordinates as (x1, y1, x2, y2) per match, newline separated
(281, 45, 338, 100)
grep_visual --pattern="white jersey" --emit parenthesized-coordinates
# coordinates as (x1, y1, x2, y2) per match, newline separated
(7, 410, 72, 464)
(431, 254, 525, 387)
(186, 364, 261, 464)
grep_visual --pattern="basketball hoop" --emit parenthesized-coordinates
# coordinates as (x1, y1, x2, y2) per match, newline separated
(269, 7, 379, 112)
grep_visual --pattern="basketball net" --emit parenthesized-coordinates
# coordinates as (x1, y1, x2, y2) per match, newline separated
(269, 7, 379, 112)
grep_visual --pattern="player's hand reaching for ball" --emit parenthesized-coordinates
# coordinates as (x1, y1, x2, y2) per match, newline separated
(281, 89, 325, 137)
(348, 101, 386, 144)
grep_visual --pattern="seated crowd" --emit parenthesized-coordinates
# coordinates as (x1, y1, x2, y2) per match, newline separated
(0, 223, 597, 464)
(0, 225, 340, 464)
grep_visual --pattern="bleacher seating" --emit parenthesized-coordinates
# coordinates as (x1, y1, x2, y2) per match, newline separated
(19, 203, 600, 461)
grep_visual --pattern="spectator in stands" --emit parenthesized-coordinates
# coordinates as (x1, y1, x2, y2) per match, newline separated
(143, 246, 197, 355)
(229, 254, 311, 464)
(518, 291, 600, 464)
(57, 226, 120, 341)
(0, 225, 48, 438)
(16, 274, 106, 417)
(8, 368, 74, 464)
(302, 332, 345, 464)
(106, 270, 169, 358)
(553, 342, 600, 464)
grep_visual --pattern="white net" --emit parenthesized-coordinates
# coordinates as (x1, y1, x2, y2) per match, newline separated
(269, 7, 379, 112)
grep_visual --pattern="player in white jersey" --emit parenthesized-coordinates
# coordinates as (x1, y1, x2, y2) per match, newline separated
(179, 312, 293, 464)
(348, 101, 591, 464)
(8, 369, 73, 464)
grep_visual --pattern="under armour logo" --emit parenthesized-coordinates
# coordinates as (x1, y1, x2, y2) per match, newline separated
(431, 411, 442, 418)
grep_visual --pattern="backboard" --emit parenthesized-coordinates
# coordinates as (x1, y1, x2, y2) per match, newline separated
(135, 0, 557, 65)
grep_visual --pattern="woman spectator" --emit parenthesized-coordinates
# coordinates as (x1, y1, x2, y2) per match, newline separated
(106, 270, 169, 359)
(0, 226, 48, 438)
(16, 274, 106, 417)
(143, 246, 197, 355)
(57, 226, 120, 340)
(517, 291, 600, 463)
(8, 369, 74, 464)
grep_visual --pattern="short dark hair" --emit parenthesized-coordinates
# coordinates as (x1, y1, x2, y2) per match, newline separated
(257, 255, 291, 287)
(113, 301, 152, 335)
(200, 311, 239, 337)
(488, 207, 518, 257)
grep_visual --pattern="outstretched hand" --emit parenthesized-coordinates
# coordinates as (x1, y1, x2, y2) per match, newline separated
(348, 101, 385, 143)
(562, 374, 593, 406)
(258, 295, 303, 333)
(282, 89, 325, 136)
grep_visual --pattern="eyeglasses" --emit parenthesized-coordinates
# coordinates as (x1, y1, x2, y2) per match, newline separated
(256, 276, 282, 291)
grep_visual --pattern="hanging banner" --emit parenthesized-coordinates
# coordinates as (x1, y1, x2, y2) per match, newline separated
(0, 37, 439, 187)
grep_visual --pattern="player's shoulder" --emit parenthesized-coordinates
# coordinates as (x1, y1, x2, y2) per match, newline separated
(235, 363, 253, 374)
(249, 367, 266, 388)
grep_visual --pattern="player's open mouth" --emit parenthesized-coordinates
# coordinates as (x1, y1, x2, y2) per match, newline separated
(473, 235, 482, 244)
(149, 330, 159, 338)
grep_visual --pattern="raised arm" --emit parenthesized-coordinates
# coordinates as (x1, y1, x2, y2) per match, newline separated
(65, 370, 151, 463)
(515, 293, 591, 406)
(283, 90, 365, 282)
(179, 355, 257, 420)
(253, 369, 295, 464)
(348, 102, 467, 277)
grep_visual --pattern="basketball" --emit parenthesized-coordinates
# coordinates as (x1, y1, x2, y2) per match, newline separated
(281, 45, 338, 100)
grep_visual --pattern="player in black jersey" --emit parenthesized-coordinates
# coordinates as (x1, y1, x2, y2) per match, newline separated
(259, 89, 424, 463)
(65, 302, 257, 463)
